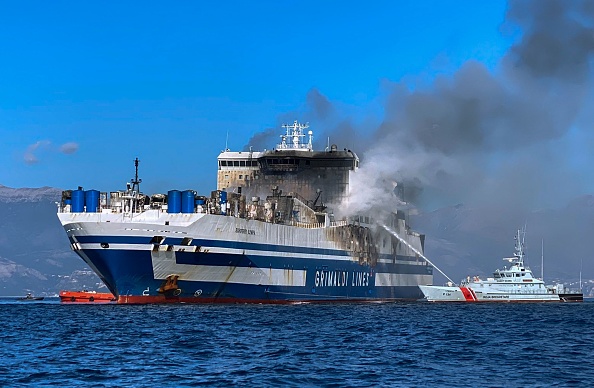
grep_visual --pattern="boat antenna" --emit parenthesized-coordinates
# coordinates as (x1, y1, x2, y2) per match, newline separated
(131, 157, 141, 193)
(541, 238, 544, 282)
(225, 130, 229, 151)
(580, 257, 584, 292)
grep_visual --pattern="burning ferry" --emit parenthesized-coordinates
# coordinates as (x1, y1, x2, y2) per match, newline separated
(57, 121, 432, 303)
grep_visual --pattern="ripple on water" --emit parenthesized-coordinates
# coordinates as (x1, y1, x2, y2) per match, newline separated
(2, 301, 594, 386)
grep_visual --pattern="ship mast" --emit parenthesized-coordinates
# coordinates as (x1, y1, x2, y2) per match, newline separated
(279, 120, 313, 151)
(131, 157, 142, 193)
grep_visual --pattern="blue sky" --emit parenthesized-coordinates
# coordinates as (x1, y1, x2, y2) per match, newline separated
(5, 0, 592, 213)
(0, 0, 510, 196)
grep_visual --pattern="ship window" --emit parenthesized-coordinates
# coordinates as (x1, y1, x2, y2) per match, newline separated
(181, 237, 193, 246)
(100, 242, 109, 249)
(150, 236, 165, 245)
(233, 161, 239, 167)
(251, 161, 258, 166)
(239, 175, 243, 179)
(220, 161, 227, 167)
(240, 161, 246, 167)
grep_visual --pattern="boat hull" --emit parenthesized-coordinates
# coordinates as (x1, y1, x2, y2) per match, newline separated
(419, 285, 562, 302)
(62, 215, 432, 304)
(59, 290, 116, 303)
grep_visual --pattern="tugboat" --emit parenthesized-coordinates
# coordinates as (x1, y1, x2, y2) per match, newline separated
(59, 290, 116, 303)
(17, 293, 44, 301)
(419, 228, 583, 302)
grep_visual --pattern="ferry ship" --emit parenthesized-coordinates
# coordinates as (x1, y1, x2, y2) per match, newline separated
(57, 121, 432, 304)
(419, 229, 583, 302)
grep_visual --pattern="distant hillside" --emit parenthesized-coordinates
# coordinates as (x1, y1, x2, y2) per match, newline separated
(411, 196, 594, 288)
(0, 185, 100, 296)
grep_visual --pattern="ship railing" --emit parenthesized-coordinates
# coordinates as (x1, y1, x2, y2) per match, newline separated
(290, 220, 348, 229)
(291, 221, 325, 229)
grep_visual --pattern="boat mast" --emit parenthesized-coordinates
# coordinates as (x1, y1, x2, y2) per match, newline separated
(580, 258, 584, 292)
(541, 238, 544, 282)
(131, 157, 142, 193)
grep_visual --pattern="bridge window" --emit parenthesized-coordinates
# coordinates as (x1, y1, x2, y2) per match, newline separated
(240, 161, 246, 167)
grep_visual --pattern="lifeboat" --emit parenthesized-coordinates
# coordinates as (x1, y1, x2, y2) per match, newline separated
(59, 290, 116, 303)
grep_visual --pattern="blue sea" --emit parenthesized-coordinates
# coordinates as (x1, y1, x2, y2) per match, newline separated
(1, 299, 594, 387)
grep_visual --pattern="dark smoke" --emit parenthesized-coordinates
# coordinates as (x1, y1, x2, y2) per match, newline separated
(308, 0, 594, 217)
(244, 127, 278, 151)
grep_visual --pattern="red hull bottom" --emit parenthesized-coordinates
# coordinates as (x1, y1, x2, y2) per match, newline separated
(115, 295, 416, 304)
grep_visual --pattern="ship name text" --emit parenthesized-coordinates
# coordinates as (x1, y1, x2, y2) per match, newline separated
(314, 270, 371, 287)
(235, 227, 256, 235)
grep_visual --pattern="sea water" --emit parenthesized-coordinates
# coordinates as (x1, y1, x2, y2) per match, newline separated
(1, 299, 593, 387)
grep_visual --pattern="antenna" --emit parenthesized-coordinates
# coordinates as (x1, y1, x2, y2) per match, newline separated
(225, 130, 229, 151)
(580, 257, 584, 292)
(131, 157, 141, 193)
(541, 238, 544, 282)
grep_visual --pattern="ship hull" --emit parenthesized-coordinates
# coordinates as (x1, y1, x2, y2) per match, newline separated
(62, 214, 432, 304)
(419, 285, 562, 302)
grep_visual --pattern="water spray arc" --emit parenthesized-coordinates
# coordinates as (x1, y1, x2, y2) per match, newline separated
(379, 223, 455, 285)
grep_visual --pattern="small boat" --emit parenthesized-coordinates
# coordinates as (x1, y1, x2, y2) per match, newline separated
(59, 290, 116, 303)
(17, 293, 44, 301)
(419, 228, 584, 302)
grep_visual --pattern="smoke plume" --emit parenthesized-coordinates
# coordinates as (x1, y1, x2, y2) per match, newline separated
(314, 0, 594, 217)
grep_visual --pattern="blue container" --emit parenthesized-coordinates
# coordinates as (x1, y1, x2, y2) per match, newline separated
(64, 199, 72, 205)
(219, 191, 228, 215)
(71, 190, 85, 212)
(85, 190, 100, 212)
(167, 190, 181, 213)
(181, 190, 195, 214)
(195, 199, 205, 206)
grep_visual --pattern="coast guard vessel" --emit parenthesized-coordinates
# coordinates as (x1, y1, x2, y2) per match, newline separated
(419, 229, 583, 302)
(57, 121, 432, 304)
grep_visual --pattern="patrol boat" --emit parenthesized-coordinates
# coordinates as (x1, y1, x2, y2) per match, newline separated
(419, 229, 583, 302)
(56, 121, 433, 304)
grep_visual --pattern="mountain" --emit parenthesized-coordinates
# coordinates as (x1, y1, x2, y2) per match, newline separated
(411, 197, 594, 291)
(0, 185, 101, 296)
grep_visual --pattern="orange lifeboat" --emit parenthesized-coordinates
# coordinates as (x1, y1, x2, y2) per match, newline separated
(59, 290, 116, 303)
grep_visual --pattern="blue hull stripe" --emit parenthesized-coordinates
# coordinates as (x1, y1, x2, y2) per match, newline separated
(73, 235, 425, 263)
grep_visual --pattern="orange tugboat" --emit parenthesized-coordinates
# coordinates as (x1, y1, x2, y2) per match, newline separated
(59, 290, 116, 303)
